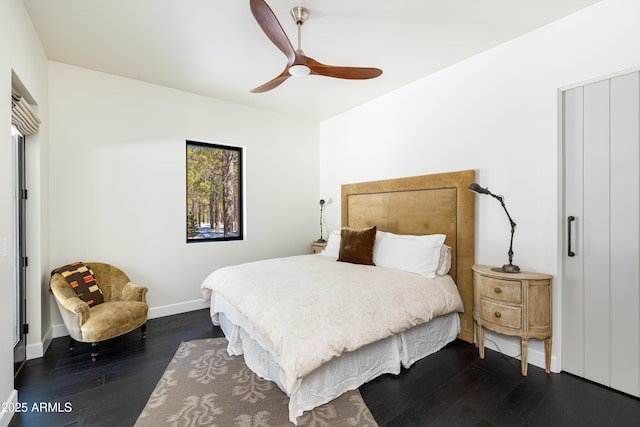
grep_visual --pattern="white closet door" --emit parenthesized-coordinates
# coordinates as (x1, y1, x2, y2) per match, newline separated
(582, 80, 611, 387)
(609, 72, 640, 395)
(562, 86, 585, 377)
(562, 71, 640, 397)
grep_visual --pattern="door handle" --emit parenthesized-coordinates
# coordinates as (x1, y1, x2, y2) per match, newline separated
(568, 216, 576, 257)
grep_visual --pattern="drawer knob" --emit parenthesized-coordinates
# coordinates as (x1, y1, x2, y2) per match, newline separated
(494, 287, 502, 294)
(494, 311, 502, 319)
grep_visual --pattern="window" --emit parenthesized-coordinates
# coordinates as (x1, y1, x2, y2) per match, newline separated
(186, 141, 243, 242)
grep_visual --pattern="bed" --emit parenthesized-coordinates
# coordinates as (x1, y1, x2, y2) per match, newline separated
(201, 170, 475, 424)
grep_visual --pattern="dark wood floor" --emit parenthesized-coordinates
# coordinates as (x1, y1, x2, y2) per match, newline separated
(10, 309, 640, 426)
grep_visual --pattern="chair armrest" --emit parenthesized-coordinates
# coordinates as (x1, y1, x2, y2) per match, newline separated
(52, 292, 90, 326)
(122, 282, 148, 303)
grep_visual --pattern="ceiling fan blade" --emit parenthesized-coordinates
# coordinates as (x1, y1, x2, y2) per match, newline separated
(250, 67, 291, 93)
(305, 56, 383, 79)
(250, 0, 296, 64)
(300, 56, 382, 80)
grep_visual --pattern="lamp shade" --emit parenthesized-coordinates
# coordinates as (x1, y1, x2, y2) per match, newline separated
(468, 182, 491, 194)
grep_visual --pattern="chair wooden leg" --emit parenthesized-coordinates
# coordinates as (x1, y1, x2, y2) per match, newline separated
(141, 323, 147, 339)
(69, 338, 75, 351)
(91, 342, 98, 362)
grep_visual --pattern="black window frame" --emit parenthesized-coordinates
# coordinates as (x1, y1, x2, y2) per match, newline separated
(186, 140, 243, 243)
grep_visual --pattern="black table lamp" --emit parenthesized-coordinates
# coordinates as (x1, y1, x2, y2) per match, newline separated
(468, 182, 520, 273)
(317, 199, 326, 243)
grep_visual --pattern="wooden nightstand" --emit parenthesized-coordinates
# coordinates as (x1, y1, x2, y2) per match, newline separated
(311, 241, 327, 254)
(472, 264, 553, 376)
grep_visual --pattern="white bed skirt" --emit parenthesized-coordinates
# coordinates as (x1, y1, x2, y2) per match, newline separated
(210, 294, 460, 424)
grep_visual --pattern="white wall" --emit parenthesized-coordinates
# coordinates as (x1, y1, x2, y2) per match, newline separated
(319, 0, 640, 373)
(0, 1, 49, 425)
(47, 62, 319, 327)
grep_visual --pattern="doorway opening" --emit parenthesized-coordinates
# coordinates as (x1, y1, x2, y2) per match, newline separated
(12, 125, 27, 377)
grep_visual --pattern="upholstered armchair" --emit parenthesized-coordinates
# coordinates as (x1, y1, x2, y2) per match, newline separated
(50, 262, 148, 361)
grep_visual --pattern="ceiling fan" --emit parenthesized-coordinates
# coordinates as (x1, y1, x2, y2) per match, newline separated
(249, 0, 383, 93)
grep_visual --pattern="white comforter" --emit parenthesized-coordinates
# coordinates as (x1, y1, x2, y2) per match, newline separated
(200, 254, 463, 393)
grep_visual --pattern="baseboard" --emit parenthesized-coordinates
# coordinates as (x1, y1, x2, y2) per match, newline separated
(481, 330, 559, 373)
(26, 321, 54, 360)
(49, 299, 209, 340)
(51, 323, 68, 340)
(0, 389, 18, 427)
(147, 299, 209, 320)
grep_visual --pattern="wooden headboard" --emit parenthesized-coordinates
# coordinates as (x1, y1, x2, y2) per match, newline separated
(341, 170, 475, 343)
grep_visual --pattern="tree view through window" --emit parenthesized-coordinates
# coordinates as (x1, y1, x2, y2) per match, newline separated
(186, 141, 243, 242)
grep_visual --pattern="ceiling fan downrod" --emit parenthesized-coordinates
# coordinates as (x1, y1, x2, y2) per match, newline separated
(290, 6, 309, 54)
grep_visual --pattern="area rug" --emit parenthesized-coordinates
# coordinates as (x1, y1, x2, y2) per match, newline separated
(135, 338, 379, 427)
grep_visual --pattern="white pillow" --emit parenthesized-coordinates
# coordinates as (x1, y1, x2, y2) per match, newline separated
(373, 231, 446, 278)
(437, 244, 452, 276)
(319, 230, 341, 258)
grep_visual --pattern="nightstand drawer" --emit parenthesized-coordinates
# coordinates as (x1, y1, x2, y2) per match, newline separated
(479, 299, 522, 329)
(477, 275, 522, 303)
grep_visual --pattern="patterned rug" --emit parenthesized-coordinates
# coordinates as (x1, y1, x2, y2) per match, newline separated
(135, 338, 379, 427)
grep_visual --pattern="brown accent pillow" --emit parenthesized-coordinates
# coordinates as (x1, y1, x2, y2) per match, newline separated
(338, 226, 377, 266)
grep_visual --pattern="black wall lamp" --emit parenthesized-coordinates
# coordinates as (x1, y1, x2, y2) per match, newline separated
(468, 182, 520, 273)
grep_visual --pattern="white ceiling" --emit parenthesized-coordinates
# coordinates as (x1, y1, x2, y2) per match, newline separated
(23, 0, 600, 121)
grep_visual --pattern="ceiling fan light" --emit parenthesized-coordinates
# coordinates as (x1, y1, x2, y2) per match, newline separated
(289, 64, 311, 77)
